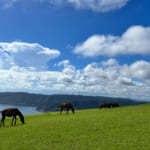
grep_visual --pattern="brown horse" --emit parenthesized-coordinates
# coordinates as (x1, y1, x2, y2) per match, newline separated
(99, 103, 111, 109)
(111, 103, 119, 107)
(0, 108, 24, 127)
(58, 103, 75, 114)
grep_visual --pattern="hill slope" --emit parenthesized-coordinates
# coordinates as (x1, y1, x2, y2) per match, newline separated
(0, 92, 146, 112)
(0, 104, 150, 150)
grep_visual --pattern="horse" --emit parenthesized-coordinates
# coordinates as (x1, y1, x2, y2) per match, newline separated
(111, 103, 119, 107)
(0, 108, 24, 127)
(58, 103, 75, 115)
(99, 103, 111, 109)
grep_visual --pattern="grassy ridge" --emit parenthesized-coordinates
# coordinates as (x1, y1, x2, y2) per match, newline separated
(0, 104, 150, 150)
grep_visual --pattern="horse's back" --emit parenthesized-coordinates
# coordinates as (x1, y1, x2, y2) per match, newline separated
(61, 102, 72, 108)
(99, 103, 106, 108)
(111, 103, 119, 107)
(99, 103, 111, 108)
(1, 108, 20, 116)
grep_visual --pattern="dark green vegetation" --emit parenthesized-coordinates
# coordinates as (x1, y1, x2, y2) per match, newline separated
(0, 104, 150, 150)
(0, 92, 146, 112)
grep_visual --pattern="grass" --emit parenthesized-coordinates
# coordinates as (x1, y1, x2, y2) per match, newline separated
(0, 104, 150, 150)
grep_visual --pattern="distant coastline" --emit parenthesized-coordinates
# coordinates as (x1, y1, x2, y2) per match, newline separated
(0, 92, 147, 112)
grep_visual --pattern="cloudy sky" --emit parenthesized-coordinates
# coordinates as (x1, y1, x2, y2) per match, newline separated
(0, 0, 150, 101)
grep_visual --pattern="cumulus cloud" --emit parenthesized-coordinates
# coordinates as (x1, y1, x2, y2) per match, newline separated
(0, 42, 149, 100)
(118, 77, 135, 86)
(101, 58, 119, 67)
(0, 41, 60, 70)
(1, 58, 150, 100)
(73, 26, 150, 57)
(83, 60, 119, 84)
(76, 59, 150, 99)
(1, 0, 129, 12)
(57, 76, 73, 84)
(121, 60, 150, 79)
(0, 69, 63, 93)
(56, 60, 76, 83)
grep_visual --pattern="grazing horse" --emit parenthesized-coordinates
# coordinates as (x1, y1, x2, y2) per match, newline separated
(58, 103, 75, 115)
(0, 108, 24, 127)
(99, 103, 111, 109)
(111, 103, 119, 107)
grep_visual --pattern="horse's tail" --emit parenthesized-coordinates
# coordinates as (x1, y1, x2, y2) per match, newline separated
(70, 105, 75, 114)
(18, 110, 25, 124)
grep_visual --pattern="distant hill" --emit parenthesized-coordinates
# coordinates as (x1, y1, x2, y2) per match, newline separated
(0, 92, 147, 112)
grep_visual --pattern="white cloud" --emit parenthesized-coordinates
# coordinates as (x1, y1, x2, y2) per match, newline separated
(0, 69, 62, 92)
(83, 61, 119, 84)
(1, 55, 150, 100)
(1, 0, 129, 12)
(57, 76, 73, 84)
(0, 35, 149, 101)
(117, 77, 135, 86)
(73, 26, 150, 57)
(0, 41, 60, 70)
(66, 0, 129, 12)
(57, 60, 70, 67)
(121, 60, 150, 79)
(101, 58, 119, 67)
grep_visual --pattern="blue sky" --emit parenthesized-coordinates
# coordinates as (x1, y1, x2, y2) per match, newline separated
(0, 0, 150, 101)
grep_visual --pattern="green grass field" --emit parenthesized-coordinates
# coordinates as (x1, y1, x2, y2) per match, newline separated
(0, 104, 150, 150)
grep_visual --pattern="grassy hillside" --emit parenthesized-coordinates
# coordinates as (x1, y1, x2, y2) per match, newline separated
(0, 104, 150, 150)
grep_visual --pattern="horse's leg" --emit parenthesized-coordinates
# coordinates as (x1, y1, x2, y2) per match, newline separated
(1, 116, 5, 126)
(14, 116, 17, 125)
(2, 116, 5, 126)
(60, 107, 63, 115)
(11, 116, 17, 126)
(11, 116, 15, 126)
(66, 107, 69, 115)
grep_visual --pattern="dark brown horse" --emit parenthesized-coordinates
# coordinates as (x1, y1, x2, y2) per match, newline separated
(0, 108, 24, 127)
(58, 103, 75, 114)
(111, 103, 119, 107)
(99, 103, 111, 109)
